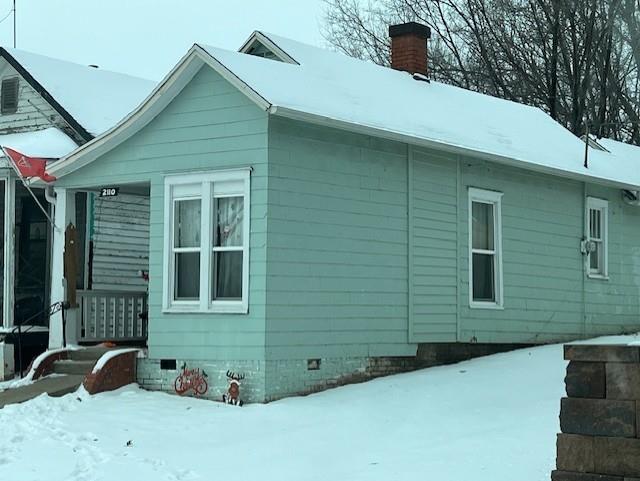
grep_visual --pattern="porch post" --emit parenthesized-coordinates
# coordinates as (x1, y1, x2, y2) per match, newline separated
(2, 176, 14, 328)
(48, 188, 77, 348)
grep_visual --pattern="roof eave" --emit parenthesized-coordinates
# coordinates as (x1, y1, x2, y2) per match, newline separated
(0, 48, 93, 142)
(45, 45, 272, 181)
(270, 105, 638, 191)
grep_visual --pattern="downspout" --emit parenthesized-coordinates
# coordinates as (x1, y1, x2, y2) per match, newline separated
(44, 184, 56, 206)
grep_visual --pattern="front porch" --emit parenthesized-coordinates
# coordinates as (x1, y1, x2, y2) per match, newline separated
(50, 182, 150, 347)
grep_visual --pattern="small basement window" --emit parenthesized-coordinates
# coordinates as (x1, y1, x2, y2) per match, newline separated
(586, 197, 608, 278)
(469, 188, 504, 309)
(1, 77, 19, 114)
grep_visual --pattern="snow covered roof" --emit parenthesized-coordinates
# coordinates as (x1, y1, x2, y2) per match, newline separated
(2, 48, 156, 138)
(48, 32, 639, 190)
(209, 32, 632, 188)
(0, 127, 77, 159)
(595, 138, 640, 163)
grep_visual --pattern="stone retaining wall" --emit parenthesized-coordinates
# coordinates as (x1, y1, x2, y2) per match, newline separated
(553, 344, 640, 480)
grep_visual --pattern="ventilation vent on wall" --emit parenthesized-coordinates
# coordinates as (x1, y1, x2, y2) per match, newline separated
(1, 77, 19, 114)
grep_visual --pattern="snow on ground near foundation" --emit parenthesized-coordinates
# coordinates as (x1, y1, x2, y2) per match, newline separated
(0, 334, 637, 481)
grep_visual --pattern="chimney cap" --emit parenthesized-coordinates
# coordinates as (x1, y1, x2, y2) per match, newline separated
(389, 22, 431, 39)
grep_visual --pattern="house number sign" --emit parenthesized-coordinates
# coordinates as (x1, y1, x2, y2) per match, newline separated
(99, 187, 119, 197)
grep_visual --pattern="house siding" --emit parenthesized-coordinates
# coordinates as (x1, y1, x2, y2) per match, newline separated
(264, 118, 415, 399)
(0, 61, 84, 142)
(53, 66, 270, 399)
(409, 147, 459, 342)
(91, 193, 150, 291)
(457, 156, 586, 343)
(457, 157, 640, 343)
(50, 61, 640, 403)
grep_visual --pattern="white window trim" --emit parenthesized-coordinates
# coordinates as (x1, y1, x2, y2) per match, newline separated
(468, 187, 504, 309)
(586, 197, 609, 280)
(163, 168, 251, 314)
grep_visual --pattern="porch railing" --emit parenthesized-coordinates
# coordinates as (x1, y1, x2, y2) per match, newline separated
(77, 290, 147, 343)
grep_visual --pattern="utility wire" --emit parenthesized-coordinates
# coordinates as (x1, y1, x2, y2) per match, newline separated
(0, 7, 11, 25)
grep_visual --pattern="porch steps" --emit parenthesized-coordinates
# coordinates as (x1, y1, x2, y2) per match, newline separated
(0, 347, 116, 409)
(0, 375, 84, 409)
(52, 360, 96, 376)
(69, 347, 112, 361)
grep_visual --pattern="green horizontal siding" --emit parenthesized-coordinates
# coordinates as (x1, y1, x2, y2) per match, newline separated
(458, 157, 585, 343)
(54, 60, 640, 376)
(56, 66, 269, 363)
(410, 147, 459, 342)
(265, 118, 415, 364)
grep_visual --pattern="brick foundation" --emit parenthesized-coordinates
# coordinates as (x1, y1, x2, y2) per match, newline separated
(137, 358, 266, 402)
(553, 344, 640, 480)
(136, 343, 526, 403)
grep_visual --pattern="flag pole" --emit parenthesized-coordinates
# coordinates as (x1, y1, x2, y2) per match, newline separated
(1, 148, 61, 233)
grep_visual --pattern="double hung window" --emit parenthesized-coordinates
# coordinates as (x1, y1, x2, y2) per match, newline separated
(164, 169, 250, 313)
(469, 188, 503, 308)
(586, 197, 608, 278)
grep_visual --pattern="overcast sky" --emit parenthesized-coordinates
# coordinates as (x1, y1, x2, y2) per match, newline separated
(0, 0, 327, 80)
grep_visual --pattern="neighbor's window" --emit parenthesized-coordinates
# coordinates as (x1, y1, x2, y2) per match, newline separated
(586, 197, 608, 278)
(469, 188, 503, 308)
(1, 77, 19, 114)
(164, 169, 250, 313)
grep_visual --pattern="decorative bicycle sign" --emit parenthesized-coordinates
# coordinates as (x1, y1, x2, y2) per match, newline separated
(174, 363, 208, 396)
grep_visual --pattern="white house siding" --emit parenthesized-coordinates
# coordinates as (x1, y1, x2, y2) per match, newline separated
(0, 61, 82, 142)
(90, 194, 149, 291)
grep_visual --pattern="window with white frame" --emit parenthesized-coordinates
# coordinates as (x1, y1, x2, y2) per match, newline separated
(586, 197, 608, 277)
(469, 188, 503, 308)
(164, 169, 250, 313)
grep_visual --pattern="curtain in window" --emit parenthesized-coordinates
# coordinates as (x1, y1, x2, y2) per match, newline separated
(472, 202, 494, 250)
(214, 197, 243, 299)
(175, 200, 201, 248)
(471, 201, 496, 302)
(174, 199, 201, 300)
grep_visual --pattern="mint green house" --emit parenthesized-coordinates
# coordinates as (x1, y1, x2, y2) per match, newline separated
(41, 25, 640, 402)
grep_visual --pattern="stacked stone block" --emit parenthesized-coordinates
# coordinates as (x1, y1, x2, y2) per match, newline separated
(553, 344, 640, 481)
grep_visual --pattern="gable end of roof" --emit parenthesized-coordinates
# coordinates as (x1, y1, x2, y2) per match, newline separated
(46, 45, 273, 179)
(0, 47, 93, 142)
(238, 31, 299, 65)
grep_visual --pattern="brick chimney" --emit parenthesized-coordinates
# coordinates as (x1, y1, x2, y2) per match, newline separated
(388, 22, 431, 76)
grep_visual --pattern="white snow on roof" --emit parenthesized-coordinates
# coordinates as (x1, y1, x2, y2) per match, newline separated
(6, 49, 156, 137)
(197, 34, 639, 189)
(596, 138, 640, 163)
(0, 127, 77, 159)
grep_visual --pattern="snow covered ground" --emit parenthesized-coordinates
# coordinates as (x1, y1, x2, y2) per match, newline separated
(0, 334, 637, 481)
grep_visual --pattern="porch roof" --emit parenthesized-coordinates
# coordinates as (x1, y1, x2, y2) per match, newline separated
(0, 127, 77, 164)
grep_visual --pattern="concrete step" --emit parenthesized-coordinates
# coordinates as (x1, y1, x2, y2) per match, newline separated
(52, 360, 96, 376)
(69, 347, 113, 362)
(0, 375, 84, 408)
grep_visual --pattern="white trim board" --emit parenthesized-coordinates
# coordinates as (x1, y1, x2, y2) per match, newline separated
(468, 187, 504, 310)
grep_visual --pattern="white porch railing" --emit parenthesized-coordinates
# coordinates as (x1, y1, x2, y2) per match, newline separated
(77, 290, 147, 343)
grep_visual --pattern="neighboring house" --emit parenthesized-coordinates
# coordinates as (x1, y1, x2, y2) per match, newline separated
(43, 23, 640, 402)
(0, 48, 155, 369)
